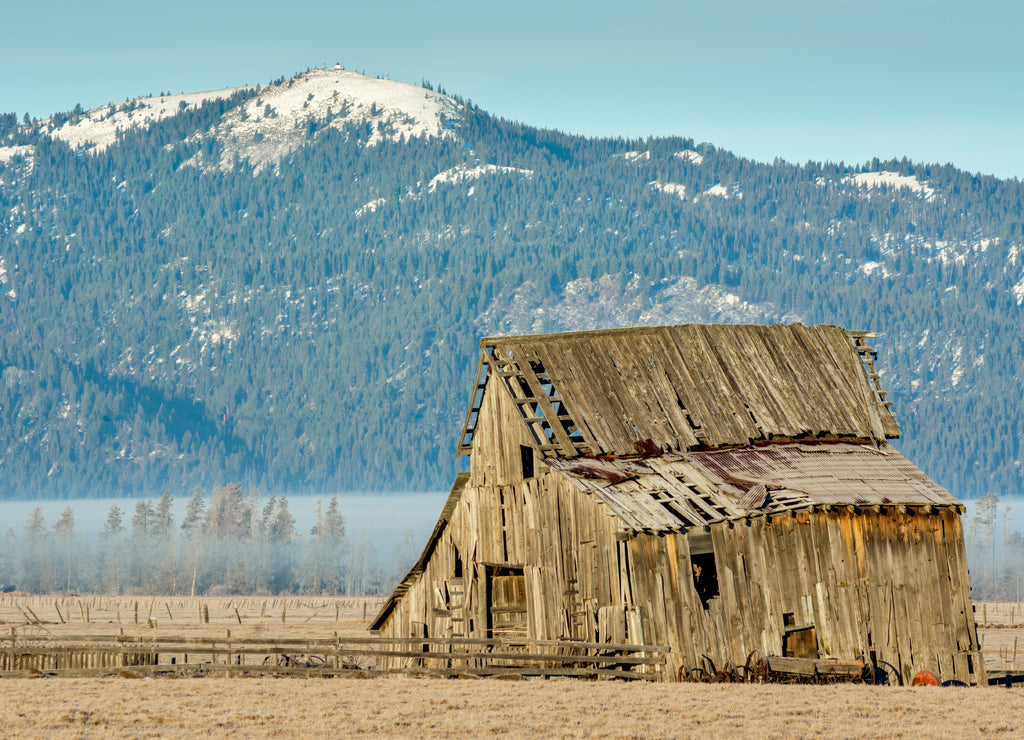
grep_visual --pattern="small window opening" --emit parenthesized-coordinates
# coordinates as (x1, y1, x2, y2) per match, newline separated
(520, 445, 535, 478)
(783, 612, 796, 627)
(453, 542, 463, 578)
(691, 552, 719, 608)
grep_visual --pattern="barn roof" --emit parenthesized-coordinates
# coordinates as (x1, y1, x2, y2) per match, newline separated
(458, 323, 900, 458)
(547, 442, 961, 535)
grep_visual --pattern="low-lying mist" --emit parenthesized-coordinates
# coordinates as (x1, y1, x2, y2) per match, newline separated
(3, 489, 1022, 600)
(0, 485, 447, 596)
(964, 495, 1024, 601)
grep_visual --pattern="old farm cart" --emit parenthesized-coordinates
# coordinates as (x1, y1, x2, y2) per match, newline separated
(372, 324, 985, 686)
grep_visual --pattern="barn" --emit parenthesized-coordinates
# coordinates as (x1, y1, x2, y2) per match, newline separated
(371, 323, 984, 685)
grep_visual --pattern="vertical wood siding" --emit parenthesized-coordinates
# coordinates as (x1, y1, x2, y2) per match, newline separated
(628, 508, 983, 685)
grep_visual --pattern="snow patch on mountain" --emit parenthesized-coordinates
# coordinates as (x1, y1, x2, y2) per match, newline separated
(858, 261, 891, 278)
(0, 145, 34, 163)
(651, 182, 689, 201)
(701, 183, 742, 199)
(211, 68, 461, 171)
(355, 198, 387, 217)
(428, 164, 532, 192)
(674, 150, 704, 165)
(476, 275, 791, 335)
(845, 171, 935, 199)
(40, 88, 251, 152)
(616, 151, 650, 162)
(1013, 276, 1024, 305)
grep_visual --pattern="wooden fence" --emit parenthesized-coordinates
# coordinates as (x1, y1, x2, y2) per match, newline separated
(0, 630, 668, 680)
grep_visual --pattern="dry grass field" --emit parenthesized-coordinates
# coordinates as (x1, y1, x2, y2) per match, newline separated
(2, 677, 1023, 738)
(2, 595, 1024, 738)
(0, 593, 385, 641)
(976, 601, 1024, 674)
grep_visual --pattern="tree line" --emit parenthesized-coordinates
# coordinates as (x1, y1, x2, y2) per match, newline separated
(966, 493, 1024, 601)
(0, 485, 419, 596)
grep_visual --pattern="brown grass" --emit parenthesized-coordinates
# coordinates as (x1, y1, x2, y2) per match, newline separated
(0, 594, 384, 640)
(2, 596, 1024, 738)
(1, 677, 1022, 738)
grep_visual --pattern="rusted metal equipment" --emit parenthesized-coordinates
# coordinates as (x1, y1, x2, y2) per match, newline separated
(680, 650, 875, 685)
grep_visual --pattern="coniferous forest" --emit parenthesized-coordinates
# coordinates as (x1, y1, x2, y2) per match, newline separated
(0, 70, 1022, 504)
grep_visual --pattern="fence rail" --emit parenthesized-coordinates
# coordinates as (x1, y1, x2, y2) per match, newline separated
(0, 630, 668, 680)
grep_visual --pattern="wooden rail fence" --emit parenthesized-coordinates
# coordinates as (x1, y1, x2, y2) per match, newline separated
(0, 631, 668, 680)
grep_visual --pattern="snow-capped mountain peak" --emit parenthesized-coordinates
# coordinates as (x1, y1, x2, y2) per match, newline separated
(34, 66, 462, 171)
(210, 67, 460, 170)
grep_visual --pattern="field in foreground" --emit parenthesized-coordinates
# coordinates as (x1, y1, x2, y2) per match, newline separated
(3, 595, 1024, 673)
(0, 594, 385, 640)
(1, 677, 1022, 738)
(3, 596, 1024, 738)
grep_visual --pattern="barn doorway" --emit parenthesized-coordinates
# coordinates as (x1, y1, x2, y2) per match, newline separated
(486, 566, 528, 638)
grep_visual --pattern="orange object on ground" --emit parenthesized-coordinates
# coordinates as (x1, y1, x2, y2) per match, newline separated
(912, 670, 941, 686)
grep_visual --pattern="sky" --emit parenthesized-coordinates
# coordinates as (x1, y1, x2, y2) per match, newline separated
(2, 0, 1021, 178)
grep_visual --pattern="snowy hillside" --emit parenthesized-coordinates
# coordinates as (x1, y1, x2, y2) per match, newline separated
(40, 87, 252, 152)
(27, 66, 461, 174)
(477, 275, 793, 335)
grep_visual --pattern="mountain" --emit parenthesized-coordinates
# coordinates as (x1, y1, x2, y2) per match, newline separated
(1, 67, 1022, 500)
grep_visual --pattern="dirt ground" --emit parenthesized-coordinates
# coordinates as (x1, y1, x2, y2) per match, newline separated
(2, 596, 1024, 738)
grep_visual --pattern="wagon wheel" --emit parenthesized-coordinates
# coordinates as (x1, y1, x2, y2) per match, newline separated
(872, 660, 902, 686)
(745, 649, 770, 683)
(713, 660, 737, 683)
(699, 654, 717, 678)
(859, 653, 875, 685)
(678, 665, 707, 682)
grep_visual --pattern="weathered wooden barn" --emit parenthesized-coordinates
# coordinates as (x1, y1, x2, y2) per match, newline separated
(372, 324, 984, 685)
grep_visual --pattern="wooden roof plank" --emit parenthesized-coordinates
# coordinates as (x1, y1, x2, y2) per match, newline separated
(647, 329, 724, 445)
(667, 326, 750, 445)
(476, 324, 900, 457)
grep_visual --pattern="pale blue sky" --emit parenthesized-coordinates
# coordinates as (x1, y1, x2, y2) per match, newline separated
(2, 0, 1020, 178)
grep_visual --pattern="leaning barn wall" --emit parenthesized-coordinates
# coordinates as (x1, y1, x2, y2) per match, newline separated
(629, 507, 983, 685)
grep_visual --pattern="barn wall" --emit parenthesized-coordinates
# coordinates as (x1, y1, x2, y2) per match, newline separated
(379, 485, 982, 684)
(376, 472, 640, 655)
(628, 507, 983, 685)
